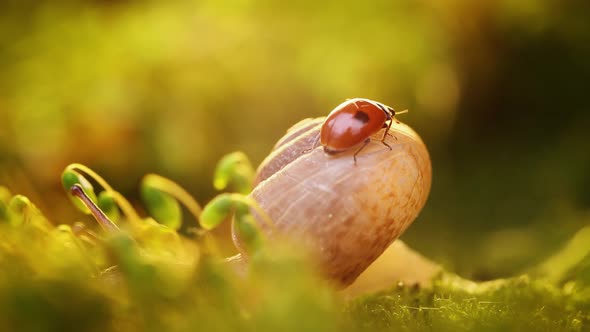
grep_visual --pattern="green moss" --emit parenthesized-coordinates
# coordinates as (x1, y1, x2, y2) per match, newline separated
(0, 179, 589, 331)
(347, 275, 589, 331)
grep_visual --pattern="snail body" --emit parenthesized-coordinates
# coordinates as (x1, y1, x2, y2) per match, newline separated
(242, 112, 432, 286)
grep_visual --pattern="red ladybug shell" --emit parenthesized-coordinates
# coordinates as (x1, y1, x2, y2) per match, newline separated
(320, 98, 392, 153)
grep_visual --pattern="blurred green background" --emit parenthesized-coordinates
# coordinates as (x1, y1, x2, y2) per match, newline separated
(1, 0, 589, 280)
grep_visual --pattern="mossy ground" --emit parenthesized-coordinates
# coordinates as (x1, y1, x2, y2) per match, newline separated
(0, 203, 588, 332)
(348, 275, 589, 331)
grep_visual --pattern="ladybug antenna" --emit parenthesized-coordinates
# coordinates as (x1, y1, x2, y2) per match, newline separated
(395, 109, 409, 116)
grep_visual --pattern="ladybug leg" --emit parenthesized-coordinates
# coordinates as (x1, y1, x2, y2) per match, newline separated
(380, 119, 395, 148)
(353, 138, 371, 165)
(386, 132, 398, 140)
(381, 140, 393, 150)
(383, 125, 397, 139)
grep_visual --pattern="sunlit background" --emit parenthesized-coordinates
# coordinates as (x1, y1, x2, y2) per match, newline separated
(1, 0, 589, 280)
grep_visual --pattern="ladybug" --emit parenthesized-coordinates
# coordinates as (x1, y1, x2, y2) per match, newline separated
(320, 98, 405, 163)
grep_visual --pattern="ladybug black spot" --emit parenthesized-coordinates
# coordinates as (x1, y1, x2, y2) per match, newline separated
(353, 111, 370, 123)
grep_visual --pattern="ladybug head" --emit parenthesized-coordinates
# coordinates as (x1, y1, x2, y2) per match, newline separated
(375, 102, 395, 119)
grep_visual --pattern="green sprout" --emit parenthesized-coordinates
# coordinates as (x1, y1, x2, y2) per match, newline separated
(5, 194, 51, 231)
(60, 153, 271, 256)
(200, 193, 272, 255)
(97, 191, 121, 223)
(140, 174, 202, 230)
(7, 195, 34, 226)
(202, 151, 272, 253)
(213, 151, 255, 194)
(62, 163, 141, 224)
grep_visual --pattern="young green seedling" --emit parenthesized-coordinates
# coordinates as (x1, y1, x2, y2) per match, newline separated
(6, 194, 52, 230)
(62, 163, 140, 224)
(67, 178, 191, 264)
(62, 164, 194, 234)
(200, 153, 272, 255)
(7, 195, 34, 226)
(97, 191, 121, 223)
(200, 193, 271, 256)
(140, 174, 202, 230)
(213, 151, 255, 194)
(61, 156, 272, 268)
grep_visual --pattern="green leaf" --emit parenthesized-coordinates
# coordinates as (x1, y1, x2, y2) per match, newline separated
(213, 151, 255, 194)
(141, 183, 182, 230)
(9, 195, 31, 212)
(7, 195, 32, 226)
(233, 214, 263, 254)
(97, 191, 121, 223)
(200, 194, 234, 230)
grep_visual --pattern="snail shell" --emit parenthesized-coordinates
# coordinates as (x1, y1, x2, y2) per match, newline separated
(240, 117, 431, 286)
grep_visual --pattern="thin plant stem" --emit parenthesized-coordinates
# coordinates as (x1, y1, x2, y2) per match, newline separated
(143, 174, 203, 223)
(66, 163, 141, 224)
(70, 184, 120, 233)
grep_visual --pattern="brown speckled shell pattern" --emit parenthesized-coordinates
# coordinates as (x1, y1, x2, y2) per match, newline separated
(245, 117, 432, 286)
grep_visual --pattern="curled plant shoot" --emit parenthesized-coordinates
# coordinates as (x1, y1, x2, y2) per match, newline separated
(62, 163, 140, 224)
(0, 186, 52, 230)
(61, 155, 268, 256)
